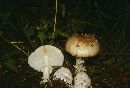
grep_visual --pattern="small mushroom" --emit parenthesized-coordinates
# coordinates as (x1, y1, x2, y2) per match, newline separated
(28, 45, 64, 84)
(73, 72, 92, 88)
(53, 67, 73, 87)
(65, 34, 100, 73)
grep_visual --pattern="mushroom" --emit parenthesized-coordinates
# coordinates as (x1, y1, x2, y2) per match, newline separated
(73, 72, 92, 88)
(65, 34, 100, 73)
(28, 45, 64, 84)
(53, 67, 73, 87)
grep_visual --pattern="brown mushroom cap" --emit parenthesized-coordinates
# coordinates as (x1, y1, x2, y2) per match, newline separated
(65, 34, 100, 58)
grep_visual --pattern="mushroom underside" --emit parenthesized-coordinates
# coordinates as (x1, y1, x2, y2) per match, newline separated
(53, 67, 73, 87)
(28, 45, 64, 84)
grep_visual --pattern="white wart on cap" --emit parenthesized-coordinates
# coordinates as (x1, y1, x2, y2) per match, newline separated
(65, 34, 100, 58)
(74, 72, 91, 88)
(28, 45, 64, 83)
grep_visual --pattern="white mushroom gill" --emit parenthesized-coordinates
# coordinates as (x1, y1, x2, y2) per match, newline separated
(74, 72, 92, 88)
(53, 67, 73, 87)
(28, 45, 64, 84)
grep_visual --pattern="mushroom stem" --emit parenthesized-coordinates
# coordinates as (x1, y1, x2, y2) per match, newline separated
(74, 58, 86, 73)
(76, 57, 85, 65)
(40, 66, 52, 84)
(40, 55, 53, 84)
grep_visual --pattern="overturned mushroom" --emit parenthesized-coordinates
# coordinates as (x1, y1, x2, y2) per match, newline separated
(65, 34, 100, 73)
(28, 45, 64, 84)
(74, 72, 92, 88)
(53, 67, 73, 87)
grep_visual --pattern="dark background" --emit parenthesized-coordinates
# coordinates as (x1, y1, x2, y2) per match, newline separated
(0, 0, 130, 88)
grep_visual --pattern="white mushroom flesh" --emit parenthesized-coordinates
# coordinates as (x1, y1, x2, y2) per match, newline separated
(28, 45, 64, 83)
(76, 59, 85, 64)
(53, 67, 73, 87)
(74, 72, 91, 88)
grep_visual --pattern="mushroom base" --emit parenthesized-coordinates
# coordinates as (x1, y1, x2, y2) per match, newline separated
(40, 66, 53, 84)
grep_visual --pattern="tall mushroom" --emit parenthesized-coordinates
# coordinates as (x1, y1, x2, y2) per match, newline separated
(28, 45, 64, 84)
(65, 34, 100, 72)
